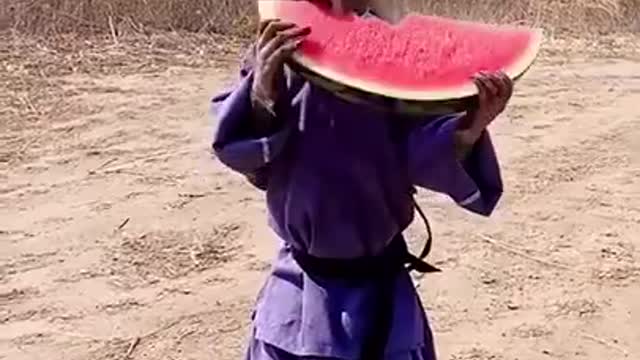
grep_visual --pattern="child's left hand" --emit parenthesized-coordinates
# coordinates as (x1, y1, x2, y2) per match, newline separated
(456, 71, 513, 146)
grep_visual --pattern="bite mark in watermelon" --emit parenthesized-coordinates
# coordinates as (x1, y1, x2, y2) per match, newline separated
(258, 0, 543, 110)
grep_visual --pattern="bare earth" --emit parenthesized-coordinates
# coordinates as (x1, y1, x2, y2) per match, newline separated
(1, 39, 640, 360)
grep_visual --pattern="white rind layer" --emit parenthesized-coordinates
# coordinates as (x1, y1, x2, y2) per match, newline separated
(258, 0, 543, 101)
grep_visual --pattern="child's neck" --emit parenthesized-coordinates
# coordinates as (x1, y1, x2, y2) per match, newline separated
(366, 0, 406, 23)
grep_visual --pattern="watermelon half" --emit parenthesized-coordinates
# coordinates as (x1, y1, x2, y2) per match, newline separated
(258, 0, 543, 114)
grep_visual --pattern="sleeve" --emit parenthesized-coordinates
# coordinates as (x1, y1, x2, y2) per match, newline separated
(407, 114, 503, 216)
(210, 49, 293, 175)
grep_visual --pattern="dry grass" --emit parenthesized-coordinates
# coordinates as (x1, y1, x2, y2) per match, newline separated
(4, 0, 256, 36)
(410, 0, 638, 35)
(4, 0, 639, 37)
(0, 30, 243, 137)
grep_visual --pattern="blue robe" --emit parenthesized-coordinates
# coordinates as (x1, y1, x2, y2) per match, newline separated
(211, 46, 503, 360)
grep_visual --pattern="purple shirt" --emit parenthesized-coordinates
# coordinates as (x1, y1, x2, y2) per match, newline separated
(211, 55, 503, 358)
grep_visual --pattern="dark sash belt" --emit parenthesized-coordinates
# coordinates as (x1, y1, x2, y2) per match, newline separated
(290, 234, 439, 360)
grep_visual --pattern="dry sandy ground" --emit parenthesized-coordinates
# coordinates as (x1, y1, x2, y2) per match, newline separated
(1, 39, 640, 360)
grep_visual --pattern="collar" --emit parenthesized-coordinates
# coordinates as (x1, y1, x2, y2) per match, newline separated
(358, 7, 379, 18)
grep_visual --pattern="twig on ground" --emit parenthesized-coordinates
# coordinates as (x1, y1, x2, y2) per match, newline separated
(102, 167, 144, 176)
(581, 332, 629, 357)
(117, 218, 130, 231)
(95, 149, 191, 175)
(176, 329, 197, 343)
(124, 337, 140, 359)
(479, 234, 572, 270)
(142, 319, 182, 339)
(218, 323, 242, 334)
(108, 16, 119, 45)
(18, 133, 43, 154)
(123, 16, 145, 34)
(119, 318, 183, 359)
(178, 193, 209, 199)
(189, 248, 201, 267)
(89, 158, 119, 174)
(20, 95, 42, 116)
(50, 9, 101, 29)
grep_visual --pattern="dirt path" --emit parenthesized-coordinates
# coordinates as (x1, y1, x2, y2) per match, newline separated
(1, 45, 639, 360)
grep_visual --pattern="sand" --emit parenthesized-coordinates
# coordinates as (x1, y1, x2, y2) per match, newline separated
(1, 38, 639, 360)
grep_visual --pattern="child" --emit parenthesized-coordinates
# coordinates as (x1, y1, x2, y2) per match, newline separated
(211, 1, 510, 358)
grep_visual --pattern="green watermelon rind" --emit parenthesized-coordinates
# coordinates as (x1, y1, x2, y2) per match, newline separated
(287, 48, 539, 115)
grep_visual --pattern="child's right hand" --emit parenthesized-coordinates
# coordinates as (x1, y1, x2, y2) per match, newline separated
(251, 19, 311, 113)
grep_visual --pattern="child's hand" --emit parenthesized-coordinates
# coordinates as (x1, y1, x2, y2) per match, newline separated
(456, 71, 514, 146)
(251, 19, 311, 112)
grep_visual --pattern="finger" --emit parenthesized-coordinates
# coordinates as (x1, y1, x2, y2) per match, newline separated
(258, 20, 297, 49)
(488, 71, 507, 99)
(259, 26, 311, 61)
(257, 19, 275, 37)
(266, 38, 303, 68)
(497, 71, 514, 100)
(481, 72, 501, 98)
(285, 25, 312, 39)
(474, 73, 496, 103)
(473, 75, 489, 106)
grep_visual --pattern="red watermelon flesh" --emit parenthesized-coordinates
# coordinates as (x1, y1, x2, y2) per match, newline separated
(258, 0, 543, 102)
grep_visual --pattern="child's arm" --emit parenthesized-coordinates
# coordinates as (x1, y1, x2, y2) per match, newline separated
(210, 70, 292, 174)
(212, 21, 309, 177)
(408, 71, 512, 216)
(407, 113, 503, 217)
